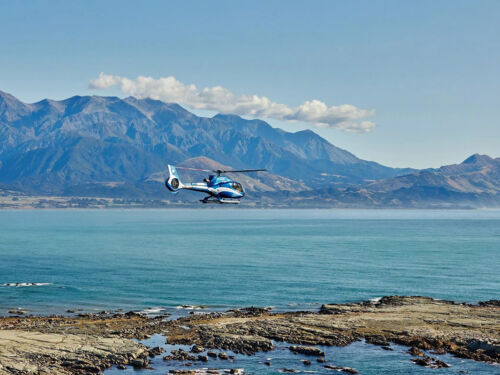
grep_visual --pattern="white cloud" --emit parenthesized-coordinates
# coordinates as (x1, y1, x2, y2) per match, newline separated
(89, 73, 376, 133)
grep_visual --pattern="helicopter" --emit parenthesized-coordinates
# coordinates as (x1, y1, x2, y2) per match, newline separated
(165, 164, 267, 204)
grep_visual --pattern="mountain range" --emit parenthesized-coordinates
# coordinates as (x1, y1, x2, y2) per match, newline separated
(0, 90, 498, 208)
(262, 153, 500, 208)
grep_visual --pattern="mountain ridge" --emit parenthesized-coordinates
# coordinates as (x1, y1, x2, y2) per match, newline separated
(0, 90, 412, 193)
(1, 90, 498, 208)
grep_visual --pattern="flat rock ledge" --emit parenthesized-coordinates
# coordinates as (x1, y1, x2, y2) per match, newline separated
(0, 330, 147, 375)
(165, 296, 499, 363)
(0, 296, 498, 374)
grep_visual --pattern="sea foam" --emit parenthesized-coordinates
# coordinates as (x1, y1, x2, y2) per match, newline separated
(2, 282, 51, 287)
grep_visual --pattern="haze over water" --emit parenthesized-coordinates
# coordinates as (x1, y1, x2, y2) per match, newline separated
(1, 209, 499, 315)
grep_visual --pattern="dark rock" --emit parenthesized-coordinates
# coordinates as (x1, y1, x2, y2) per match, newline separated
(342, 368, 358, 374)
(466, 339, 500, 357)
(289, 345, 325, 356)
(324, 364, 342, 370)
(381, 346, 393, 351)
(301, 359, 311, 365)
(191, 344, 204, 353)
(412, 356, 451, 369)
(124, 311, 140, 317)
(198, 355, 209, 362)
(148, 346, 164, 357)
(207, 351, 218, 358)
(478, 300, 500, 307)
(61, 359, 103, 372)
(408, 346, 425, 356)
(412, 356, 431, 366)
(164, 349, 197, 362)
(218, 352, 229, 360)
(130, 358, 149, 368)
(366, 335, 389, 346)
(324, 364, 358, 373)
(430, 348, 446, 354)
(432, 359, 451, 368)
(196, 330, 273, 355)
(8, 309, 25, 315)
(236, 307, 272, 315)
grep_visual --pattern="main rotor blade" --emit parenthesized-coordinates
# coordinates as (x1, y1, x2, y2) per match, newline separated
(219, 169, 267, 173)
(174, 166, 213, 173)
(173, 166, 267, 174)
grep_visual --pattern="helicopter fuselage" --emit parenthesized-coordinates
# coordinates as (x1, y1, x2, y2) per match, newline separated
(183, 175, 245, 200)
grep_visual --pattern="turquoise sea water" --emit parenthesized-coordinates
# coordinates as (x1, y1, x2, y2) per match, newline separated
(1, 209, 499, 374)
(0, 209, 499, 314)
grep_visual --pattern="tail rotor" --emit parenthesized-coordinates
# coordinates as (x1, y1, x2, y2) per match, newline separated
(165, 165, 184, 192)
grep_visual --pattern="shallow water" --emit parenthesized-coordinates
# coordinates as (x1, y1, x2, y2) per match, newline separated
(104, 334, 500, 375)
(0, 209, 499, 315)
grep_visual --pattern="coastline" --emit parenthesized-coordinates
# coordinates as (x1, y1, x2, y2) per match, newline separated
(0, 194, 493, 210)
(1, 296, 498, 374)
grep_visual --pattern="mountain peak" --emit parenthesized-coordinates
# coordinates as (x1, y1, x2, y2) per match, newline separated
(213, 113, 243, 121)
(0, 90, 15, 99)
(0, 90, 25, 104)
(124, 96, 192, 117)
(294, 129, 320, 138)
(462, 154, 494, 165)
(0, 90, 32, 121)
(63, 94, 120, 104)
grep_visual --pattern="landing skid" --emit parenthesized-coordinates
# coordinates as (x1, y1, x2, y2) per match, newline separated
(200, 196, 240, 204)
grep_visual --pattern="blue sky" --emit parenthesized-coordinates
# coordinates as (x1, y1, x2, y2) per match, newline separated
(1, 0, 499, 168)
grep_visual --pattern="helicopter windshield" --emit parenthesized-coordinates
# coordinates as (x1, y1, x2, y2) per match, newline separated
(232, 182, 243, 192)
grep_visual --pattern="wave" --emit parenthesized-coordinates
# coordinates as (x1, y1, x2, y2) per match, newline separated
(2, 282, 52, 287)
(175, 304, 207, 310)
(286, 302, 321, 307)
(139, 307, 166, 314)
(279, 370, 317, 373)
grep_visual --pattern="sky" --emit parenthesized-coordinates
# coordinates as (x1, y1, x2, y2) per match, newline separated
(1, 0, 499, 168)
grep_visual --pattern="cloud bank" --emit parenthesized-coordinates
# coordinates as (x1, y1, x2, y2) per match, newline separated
(89, 73, 375, 133)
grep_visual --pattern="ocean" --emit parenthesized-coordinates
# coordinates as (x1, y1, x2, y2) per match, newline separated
(1, 209, 499, 374)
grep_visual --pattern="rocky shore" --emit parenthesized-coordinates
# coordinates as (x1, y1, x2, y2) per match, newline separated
(0, 296, 498, 374)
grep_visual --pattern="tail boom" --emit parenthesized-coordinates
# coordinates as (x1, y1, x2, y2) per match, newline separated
(165, 165, 211, 194)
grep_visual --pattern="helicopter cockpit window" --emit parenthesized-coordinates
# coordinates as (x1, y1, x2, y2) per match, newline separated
(232, 182, 243, 192)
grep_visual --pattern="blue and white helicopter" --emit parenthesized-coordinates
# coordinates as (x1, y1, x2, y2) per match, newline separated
(165, 164, 266, 204)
